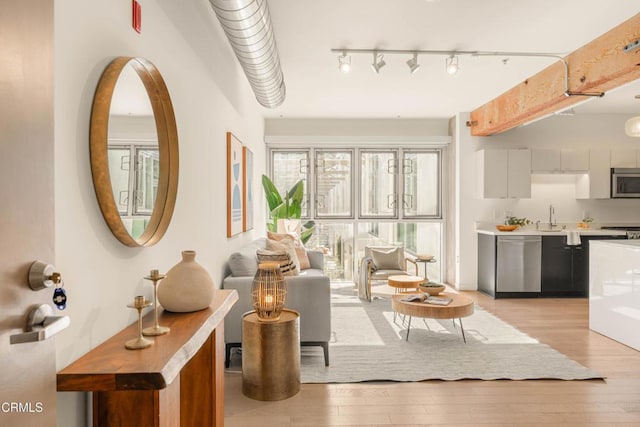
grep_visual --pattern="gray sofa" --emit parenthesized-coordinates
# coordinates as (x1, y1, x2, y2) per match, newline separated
(222, 237, 331, 367)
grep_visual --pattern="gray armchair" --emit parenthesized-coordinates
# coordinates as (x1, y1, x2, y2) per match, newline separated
(357, 246, 418, 301)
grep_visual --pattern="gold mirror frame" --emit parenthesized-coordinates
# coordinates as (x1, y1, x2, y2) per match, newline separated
(90, 57, 179, 247)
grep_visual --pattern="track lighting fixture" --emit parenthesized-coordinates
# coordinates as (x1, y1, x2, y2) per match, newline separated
(445, 55, 459, 75)
(338, 52, 351, 74)
(330, 48, 598, 97)
(371, 53, 386, 74)
(406, 53, 420, 74)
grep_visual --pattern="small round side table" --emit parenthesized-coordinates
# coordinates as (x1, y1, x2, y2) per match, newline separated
(388, 275, 425, 292)
(242, 309, 300, 401)
(415, 258, 437, 283)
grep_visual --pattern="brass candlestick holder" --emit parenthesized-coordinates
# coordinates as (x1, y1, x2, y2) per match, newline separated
(142, 269, 170, 336)
(125, 296, 154, 350)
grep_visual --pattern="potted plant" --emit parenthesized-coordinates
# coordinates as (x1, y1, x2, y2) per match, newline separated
(496, 216, 531, 232)
(505, 216, 532, 227)
(577, 217, 594, 229)
(261, 175, 315, 244)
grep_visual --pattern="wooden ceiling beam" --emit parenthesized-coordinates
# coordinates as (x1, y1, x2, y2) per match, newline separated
(469, 13, 640, 136)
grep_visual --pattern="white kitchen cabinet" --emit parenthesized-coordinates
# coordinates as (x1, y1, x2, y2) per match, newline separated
(477, 149, 507, 199)
(477, 149, 530, 199)
(611, 149, 638, 168)
(531, 148, 589, 172)
(531, 149, 561, 172)
(507, 149, 532, 198)
(576, 149, 610, 199)
(561, 149, 589, 171)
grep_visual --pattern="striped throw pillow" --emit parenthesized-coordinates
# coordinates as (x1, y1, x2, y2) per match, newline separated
(256, 249, 297, 276)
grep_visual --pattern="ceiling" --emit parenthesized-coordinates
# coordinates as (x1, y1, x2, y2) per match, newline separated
(265, 0, 640, 119)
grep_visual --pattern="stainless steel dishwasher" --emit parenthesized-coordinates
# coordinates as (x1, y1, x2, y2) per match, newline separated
(496, 236, 542, 292)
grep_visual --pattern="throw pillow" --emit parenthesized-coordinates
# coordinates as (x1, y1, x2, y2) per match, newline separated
(256, 249, 297, 276)
(227, 239, 265, 277)
(370, 247, 403, 270)
(267, 238, 301, 275)
(267, 231, 311, 270)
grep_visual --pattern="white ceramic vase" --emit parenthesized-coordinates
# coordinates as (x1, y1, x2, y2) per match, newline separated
(157, 250, 214, 312)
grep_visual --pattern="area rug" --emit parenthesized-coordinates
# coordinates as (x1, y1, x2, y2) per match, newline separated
(297, 284, 603, 383)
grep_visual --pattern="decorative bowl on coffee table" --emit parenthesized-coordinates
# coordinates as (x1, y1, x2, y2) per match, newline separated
(419, 283, 446, 295)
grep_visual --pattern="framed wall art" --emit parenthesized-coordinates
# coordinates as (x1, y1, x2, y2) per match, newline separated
(227, 132, 243, 237)
(243, 146, 254, 231)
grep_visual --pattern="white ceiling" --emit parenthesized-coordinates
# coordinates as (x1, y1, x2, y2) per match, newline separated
(265, 0, 640, 119)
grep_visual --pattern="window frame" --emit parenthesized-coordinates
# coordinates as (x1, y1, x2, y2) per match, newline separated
(401, 149, 443, 219)
(359, 149, 399, 219)
(314, 148, 355, 219)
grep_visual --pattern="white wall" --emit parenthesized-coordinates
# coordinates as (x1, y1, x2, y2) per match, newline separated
(265, 118, 450, 142)
(455, 112, 640, 290)
(54, 1, 266, 425)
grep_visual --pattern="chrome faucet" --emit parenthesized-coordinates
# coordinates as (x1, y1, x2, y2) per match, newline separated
(548, 205, 557, 228)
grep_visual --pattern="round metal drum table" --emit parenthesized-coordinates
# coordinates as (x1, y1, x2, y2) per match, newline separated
(242, 309, 300, 401)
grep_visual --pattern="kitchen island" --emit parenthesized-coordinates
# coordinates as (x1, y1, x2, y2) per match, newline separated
(589, 240, 640, 351)
(477, 227, 626, 298)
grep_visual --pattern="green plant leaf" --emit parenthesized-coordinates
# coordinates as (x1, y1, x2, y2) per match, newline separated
(300, 226, 315, 244)
(287, 180, 304, 203)
(287, 201, 302, 219)
(271, 202, 288, 220)
(261, 175, 283, 212)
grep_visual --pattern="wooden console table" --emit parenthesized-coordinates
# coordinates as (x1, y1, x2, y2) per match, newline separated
(57, 290, 238, 427)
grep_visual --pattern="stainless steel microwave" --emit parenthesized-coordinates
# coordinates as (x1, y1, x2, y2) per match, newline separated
(612, 168, 640, 198)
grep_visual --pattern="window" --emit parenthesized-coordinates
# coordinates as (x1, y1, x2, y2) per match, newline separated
(315, 150, 353, 218)
(268, 145, 445, 282)
(360, 150, 397, 218)
(403, 151, 440, 218)
(107, 142, 158, 239)
(271, 151, 310, 217)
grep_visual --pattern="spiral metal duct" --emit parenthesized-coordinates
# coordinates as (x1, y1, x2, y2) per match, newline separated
(209, 0, 286, 108)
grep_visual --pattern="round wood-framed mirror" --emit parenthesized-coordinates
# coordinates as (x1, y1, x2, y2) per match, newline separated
(90, 57, 179, 247)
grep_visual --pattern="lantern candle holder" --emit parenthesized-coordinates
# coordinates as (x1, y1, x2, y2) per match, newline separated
(251, 262, 286, 322)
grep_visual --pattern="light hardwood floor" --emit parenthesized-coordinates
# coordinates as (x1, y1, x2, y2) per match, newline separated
(224, 291, 640, 426)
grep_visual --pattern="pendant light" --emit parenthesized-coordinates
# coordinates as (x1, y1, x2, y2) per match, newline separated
(625, 95, 640, 137)
(625, 117, 640, 137)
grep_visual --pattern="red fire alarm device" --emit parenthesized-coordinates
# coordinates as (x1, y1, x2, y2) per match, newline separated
(132, 0, 142, 33)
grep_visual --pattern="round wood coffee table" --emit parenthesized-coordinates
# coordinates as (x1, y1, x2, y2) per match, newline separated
(388, 275, 425, 292)
(391, 292, 474, 342)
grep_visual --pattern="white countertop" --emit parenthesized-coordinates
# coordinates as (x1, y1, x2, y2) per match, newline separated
(476, 227, 627, 237)
(589, 239, 640, 248)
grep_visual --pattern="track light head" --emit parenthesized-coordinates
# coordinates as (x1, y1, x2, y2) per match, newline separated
(371, 53, 386, 74)
(446, 55, 459, 75)
(406, 53, 420, 74)
(338, 52, 351, 73)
